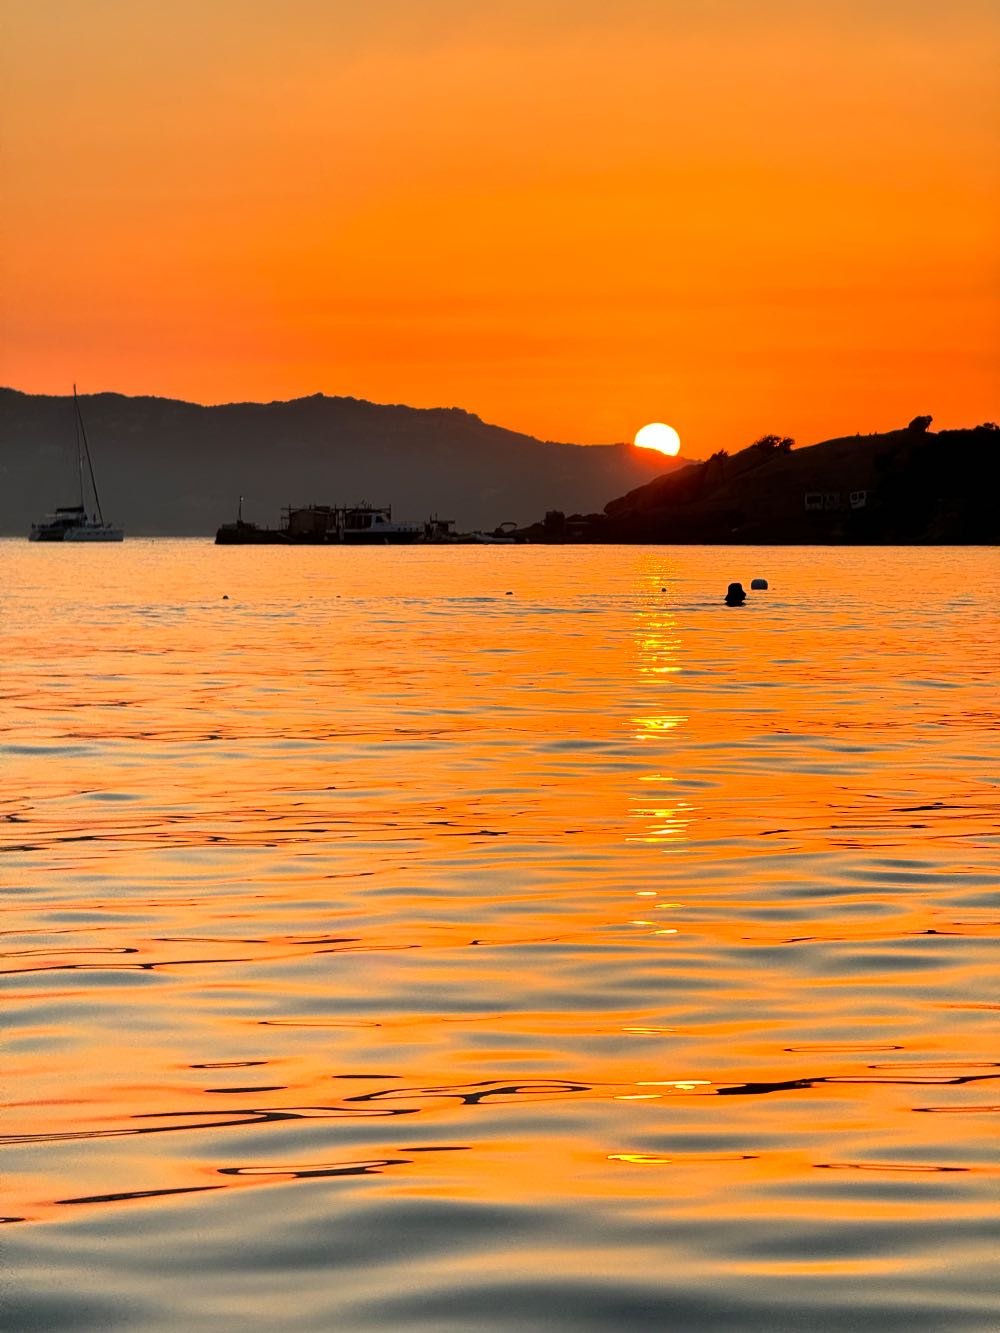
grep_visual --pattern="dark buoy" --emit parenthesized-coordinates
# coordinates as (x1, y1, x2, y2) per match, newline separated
(506, 591, 513, 595)
(222, 594, 229, 600)
(725, 582, 746, 606)
(750, 578, 768, 591)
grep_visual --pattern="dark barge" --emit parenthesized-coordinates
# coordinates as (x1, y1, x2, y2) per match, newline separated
(216, 502, 455, 545)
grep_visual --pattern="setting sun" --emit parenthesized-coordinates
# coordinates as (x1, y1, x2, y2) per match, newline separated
(634, 422, 681, 457)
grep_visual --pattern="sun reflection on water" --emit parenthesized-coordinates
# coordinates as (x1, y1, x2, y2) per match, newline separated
(629, 600, 693, 845)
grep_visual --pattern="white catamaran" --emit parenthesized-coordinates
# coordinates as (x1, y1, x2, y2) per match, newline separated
(29, 386, 124, 542)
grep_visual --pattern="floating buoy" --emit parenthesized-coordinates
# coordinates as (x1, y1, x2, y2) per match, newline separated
(222, 594, 229, 600)
(725, 582, 746, 606)
(750, 578, 768, 590)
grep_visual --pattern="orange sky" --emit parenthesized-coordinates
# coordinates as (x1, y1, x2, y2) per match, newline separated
(2, 0, 997, 453)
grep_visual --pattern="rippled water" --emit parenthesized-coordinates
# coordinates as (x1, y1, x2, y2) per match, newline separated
(2, 541, 997, 1331)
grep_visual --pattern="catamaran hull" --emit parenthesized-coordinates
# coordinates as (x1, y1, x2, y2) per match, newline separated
(31, 526, 124, 541)
(63, 527, 124, 541)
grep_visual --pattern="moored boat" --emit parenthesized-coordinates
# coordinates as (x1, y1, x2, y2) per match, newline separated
(284, 502, 424, 543)
(29, 388, 124, 542)
(340, 504, 423, 544)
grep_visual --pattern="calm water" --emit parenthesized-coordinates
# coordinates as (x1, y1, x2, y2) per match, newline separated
(2, 542, 997, 1331)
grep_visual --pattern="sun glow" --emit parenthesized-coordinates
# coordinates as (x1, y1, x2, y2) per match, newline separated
(634, 422, 681, 457)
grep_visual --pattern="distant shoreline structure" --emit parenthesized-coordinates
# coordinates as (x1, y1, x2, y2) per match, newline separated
(216, 502, 524, 546)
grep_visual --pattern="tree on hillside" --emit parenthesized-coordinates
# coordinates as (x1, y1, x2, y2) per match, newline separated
(705, 449, 729, 483)
(907, 415, 933, 433)
(543, 510, 566, 539)
(750, 434, 794, 454)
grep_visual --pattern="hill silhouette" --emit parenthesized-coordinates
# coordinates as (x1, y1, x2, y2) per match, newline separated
(521, 422, 999, 544)
(0, 389, 675, 535)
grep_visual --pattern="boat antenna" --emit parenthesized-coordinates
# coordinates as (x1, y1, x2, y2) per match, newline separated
(74, 385, 105, 525)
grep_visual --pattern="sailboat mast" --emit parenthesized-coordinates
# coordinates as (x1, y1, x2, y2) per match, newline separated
(73, 383, 85, 509)
(74, 386, 105, 525)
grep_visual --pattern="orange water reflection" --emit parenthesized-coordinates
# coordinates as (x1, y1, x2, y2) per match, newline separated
(1, 544, 998, 1326)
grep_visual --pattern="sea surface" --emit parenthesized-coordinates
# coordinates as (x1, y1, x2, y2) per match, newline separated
(1, 541, 997, 1331)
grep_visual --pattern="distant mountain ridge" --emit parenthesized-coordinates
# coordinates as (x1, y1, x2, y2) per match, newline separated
(0, 388, 674, 535)
(520, 423, 999, 544)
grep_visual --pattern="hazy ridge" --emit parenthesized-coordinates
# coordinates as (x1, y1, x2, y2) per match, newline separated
(0, 388, 674, 535)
